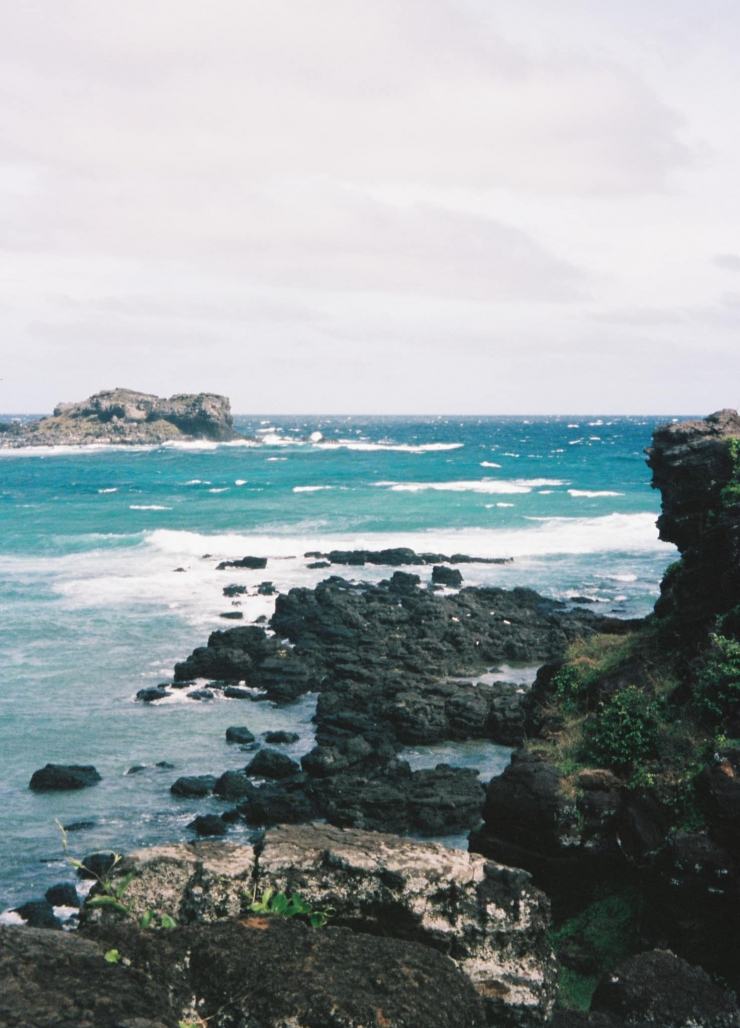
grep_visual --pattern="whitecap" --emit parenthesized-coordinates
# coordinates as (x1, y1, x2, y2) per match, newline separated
(293, 485, 333, 493)
(568, 490, 623, 498)
(209, 488, 229, 493)
(480, 462, 502, 468)
(496, 503, 515, 507)
(315, 440, 463, 454)
(384, 478, 566, 495)
(129, 505, 172, 510)
(97, 488, 118, 494)
(235, 480, 247, 486)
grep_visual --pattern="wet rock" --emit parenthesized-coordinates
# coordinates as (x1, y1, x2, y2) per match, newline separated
(13, 900, 62, 930)
(136, 686, 169, 703)
(187, 814, 228, 837)
(245, 748, 300, 779)
(216, 556, 267, 570)
(213, 771, 254, 800)
(45, 883, 79, 909)
(592, 949, 740, 1027)
(225, 726, 255, 744)
(222, 584, 247, 597)
(78, 852, 117, 881)
(63, 820, 95, 832)
(432, 564, 464, 587)
(257, 581, 275, 595)
(170, 775, 217, 798)
(263, 730, 300, 744)
(219, 610, 243, 620)
(155, 761, 175, 769)
(29, 764, 102, 791)
(223, 686, 253, 699)
(307, 560, 330, 568)
(126, 764, 148, 775)
(187, 689, 214, 701)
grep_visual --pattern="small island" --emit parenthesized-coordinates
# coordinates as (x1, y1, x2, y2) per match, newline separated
(0, 388, 242, 447)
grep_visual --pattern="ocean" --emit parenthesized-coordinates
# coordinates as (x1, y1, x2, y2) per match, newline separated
(0, 414, 679, 913)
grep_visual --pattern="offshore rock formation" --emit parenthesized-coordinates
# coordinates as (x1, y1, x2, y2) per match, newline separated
(0, 388, 241, 446)
(79, 824, 558, 1027)
(646, 408, 740, 633)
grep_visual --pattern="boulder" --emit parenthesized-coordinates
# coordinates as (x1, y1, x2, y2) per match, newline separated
(213, 771, 254, 801)
(170, 775, 216, 798)
(225, 726, 255, 744)
(83, 826, 557, 1026)
(136, 686, 169, 703)
(263, 730, 300, 744)
(187, 815, 227, 837)
(13, 900, 61, 930)
(45, 883, 79, 909)
(245, 748, 300, 779)
(216, 556, 267, 570)
(78, 853, 117, 881)
(28, 764, 101, 791)
(432, 564, 464, 587)
(591, 949, 740, 1027)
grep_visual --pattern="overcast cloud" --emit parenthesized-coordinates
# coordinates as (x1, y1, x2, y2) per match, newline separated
(1, 0, 739, 413)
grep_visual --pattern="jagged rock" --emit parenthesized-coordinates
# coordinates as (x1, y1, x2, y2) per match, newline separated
(591, 949, 740, 1027)
(136, 686, 169, 702)
(81, 825, 557, 1026)
(216, 556, 267, 570)
(222, 584, 247, 597)
(28, 764, 101, 791)
(647, 410, 740, 633)
(0, 389, 241, 447)
(263, 730, 300, 744)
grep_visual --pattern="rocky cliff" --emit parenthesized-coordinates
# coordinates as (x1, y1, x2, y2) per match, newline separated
(0, 388, 241, 446)
(646, 408, 740, 633)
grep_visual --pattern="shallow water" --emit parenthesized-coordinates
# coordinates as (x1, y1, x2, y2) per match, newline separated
(0, 415, 679, 911)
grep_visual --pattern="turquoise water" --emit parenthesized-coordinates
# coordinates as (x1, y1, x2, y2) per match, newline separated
(0, 415, 678, 911)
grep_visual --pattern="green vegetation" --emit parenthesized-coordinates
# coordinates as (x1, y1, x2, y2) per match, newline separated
(550, 888, 643, 1010)
(57, 820, 176, 930)
(721, 438, 740, 506)
(249, 886, 335, 928)
(694, 633, 740, 725)
(584, 686, 660, 768)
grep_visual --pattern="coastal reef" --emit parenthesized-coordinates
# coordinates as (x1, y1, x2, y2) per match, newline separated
(0, 388, 241, 446)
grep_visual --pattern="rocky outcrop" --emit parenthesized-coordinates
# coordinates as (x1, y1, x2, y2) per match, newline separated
(28, 764, 101, 791)
(1, 920, 488, 1028)
(0, 389, 241, 446)
(647, 409, 740, 632)
(306, 547, 513, 567)
(80, 824, 558, 1026)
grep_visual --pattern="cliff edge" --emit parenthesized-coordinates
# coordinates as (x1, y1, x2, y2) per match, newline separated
(0, 388, 241, 447)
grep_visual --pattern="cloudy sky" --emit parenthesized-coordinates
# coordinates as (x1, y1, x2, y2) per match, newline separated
(2, 0, 739, 413)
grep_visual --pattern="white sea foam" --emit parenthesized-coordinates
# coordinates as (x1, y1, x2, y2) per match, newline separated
(208, 488, 229, 493)
(604, 573, 638, 582)
(315, 440, 463, 453)
(480, 462, 502, 468)
(235, 480, 247, 486)
(293, 485, 333, 493)
(568, 490, 623, 498)
(97, 488, 118, 493)
(185, 480, 209, 485)
(267, 457, 287, 462)
(130, 505, 172, 510)
(496, 503, 515, 507)
(383, 478, 566, 495)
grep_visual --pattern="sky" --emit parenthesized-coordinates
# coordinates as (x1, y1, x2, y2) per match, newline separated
(1, 0, 739, 414)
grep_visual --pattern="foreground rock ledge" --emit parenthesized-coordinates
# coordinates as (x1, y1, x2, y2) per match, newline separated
(81, 823, 557, 1027)
(0, 919, 488, 1028)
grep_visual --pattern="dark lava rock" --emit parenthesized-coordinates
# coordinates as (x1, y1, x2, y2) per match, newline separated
(63, 820, 95, 832)
(592, 949, 740, 1027)
(263, 730, 300, 744)
(45, 883, 79, 909)
(225, 725, 255, 744)
(213, 770, 254, 800)
(78, 853, 116, 881)
(219, 610, 243, 619)
(170, 775, 216, 798)
(258, 581, 275, 595)
(126, 764, 148, 774)
(0, 925, 174, 1028)
(432, 564, 463, 587)
(223, 584, 247, 596)
(13, 900, 62, 930)
(307, 560, 331, 568)
(188, 688, 214, 700)
(223, 686, 254, 699)
(216, 555, 267, 570)
(246, 748, 300, 779)
(136, 686, 169, 703)
(187, 814, 228, 837)
(80, 918, 487, 1028)
(29, 764, 102, 791)
(156, 761, 175, 769)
